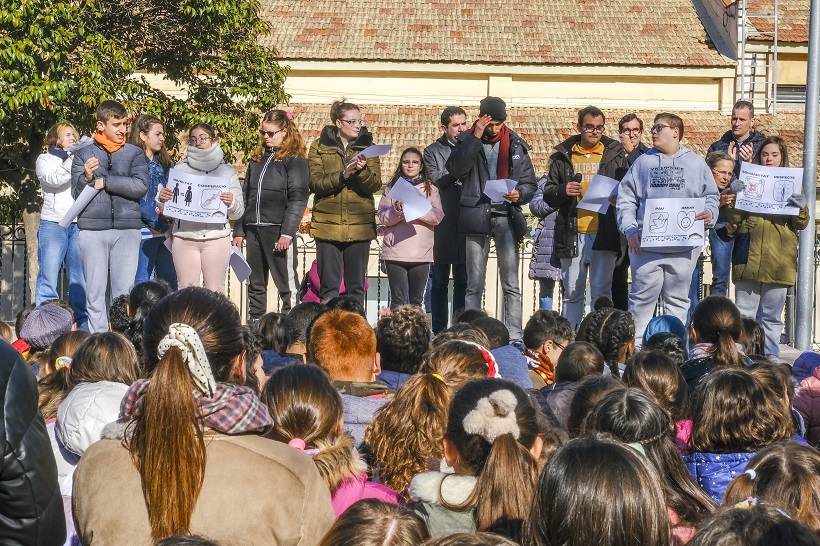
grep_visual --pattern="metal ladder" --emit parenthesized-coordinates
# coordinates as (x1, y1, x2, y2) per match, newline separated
(737, 0, 779, 115)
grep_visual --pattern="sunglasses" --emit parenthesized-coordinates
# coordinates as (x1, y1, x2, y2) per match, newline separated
(259, 128, 285, 138)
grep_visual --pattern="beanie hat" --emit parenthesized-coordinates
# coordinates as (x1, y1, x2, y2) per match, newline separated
(479, 96, 507, 122)
(20, 304, 73, 350)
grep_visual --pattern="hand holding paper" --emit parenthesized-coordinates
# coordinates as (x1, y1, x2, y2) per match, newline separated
(576, 174, 620, 214)
(346, 144, 392, 168)
(59, 185, 100, 227)
(387, 178, 432, 222)
(483, 179, 518, 202)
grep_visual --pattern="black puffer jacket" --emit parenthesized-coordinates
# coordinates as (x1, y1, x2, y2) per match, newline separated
(445, 129, 536, 238)
(234, 151, 309, 239)
(70, 141, 149, 230)
(544, 135, 629, 259)
(0, 340, 65, 545)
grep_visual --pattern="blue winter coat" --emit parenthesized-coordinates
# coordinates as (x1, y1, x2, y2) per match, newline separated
(140, 157, 171, 233)
(528, 176, 561, 281)
(684, 451, 755, 503)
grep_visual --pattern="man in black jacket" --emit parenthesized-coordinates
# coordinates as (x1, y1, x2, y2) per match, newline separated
(423, 106, 469, 333)
(544, 106, 629, 330)
(0, 339, 65, 545)
(707, 100, 765, 176)
(446, 97, 536, 342)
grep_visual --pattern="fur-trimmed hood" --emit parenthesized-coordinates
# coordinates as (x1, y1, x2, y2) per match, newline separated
(312, 433, 368, 492)
(408, 471, 478, 506)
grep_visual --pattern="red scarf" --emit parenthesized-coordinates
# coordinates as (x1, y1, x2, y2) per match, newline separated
(471, 122, 510, 179)
(93, 132, 125, 154)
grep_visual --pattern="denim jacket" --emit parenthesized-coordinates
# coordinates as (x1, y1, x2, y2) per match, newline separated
(141, 158, 171, 233)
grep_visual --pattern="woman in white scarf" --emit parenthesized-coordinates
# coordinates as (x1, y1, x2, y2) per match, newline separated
(158, 123, 244, 293)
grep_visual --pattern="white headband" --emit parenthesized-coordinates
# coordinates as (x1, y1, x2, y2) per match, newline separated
(158, 323, 216, 396)
(463, 389, 520, 443)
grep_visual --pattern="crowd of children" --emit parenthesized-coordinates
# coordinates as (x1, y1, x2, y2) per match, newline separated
(2, 280, 820, 546)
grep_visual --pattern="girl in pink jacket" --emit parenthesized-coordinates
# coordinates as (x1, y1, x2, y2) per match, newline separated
(378, 148, 444, 309)
(261, 363, 401, 517)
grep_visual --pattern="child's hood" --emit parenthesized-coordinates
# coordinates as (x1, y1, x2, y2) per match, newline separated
(408, 471, 477, 506)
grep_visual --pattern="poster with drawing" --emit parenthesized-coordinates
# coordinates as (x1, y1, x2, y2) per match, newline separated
(735, 162, 803, 216)
(161, 168, 229, 224)
(641, 197, 706, 248)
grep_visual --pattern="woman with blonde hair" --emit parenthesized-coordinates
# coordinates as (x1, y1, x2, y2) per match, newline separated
(71, 287, 334, 543)
(233, 109, 309, 317)
(35, 121, 88, 328)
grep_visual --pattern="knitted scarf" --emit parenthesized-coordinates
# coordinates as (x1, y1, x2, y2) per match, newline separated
(121, 378, 272, 434)
(48, 145, 69, 160)
(93, 132, 125, 154)
(185, 142, 225, 173)
(524, 347, 554, 384)
(471, 122, 511, 179)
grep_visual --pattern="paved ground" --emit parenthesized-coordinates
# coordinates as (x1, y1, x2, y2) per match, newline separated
(780, 344, 816, 365)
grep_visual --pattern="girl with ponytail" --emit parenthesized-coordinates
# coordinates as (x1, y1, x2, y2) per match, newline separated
(680, 295, 749, 392)
(408, 378, 542, 541)
(262, 364, 400, 516)
(71, 287, 335, 544)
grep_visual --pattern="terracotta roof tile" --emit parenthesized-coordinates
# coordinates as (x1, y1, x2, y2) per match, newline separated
(261, 0, 732, 67)
(747, 0, 809, 43)
(289, 104, 809, 182)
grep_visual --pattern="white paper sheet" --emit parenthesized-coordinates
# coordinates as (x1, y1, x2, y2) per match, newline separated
(387, 178, 433, 223)
(735, 162, 804, 216)
(483, 179, 518, 202)
(576, 174, 621, 214)
(161, 168, 230, 224)
(641, 197, 706, 248)
(63, 136, 94, 153)
(229, 246, 252, 283)
(59, 185, 99, 227)
(346, 144, 393, 167)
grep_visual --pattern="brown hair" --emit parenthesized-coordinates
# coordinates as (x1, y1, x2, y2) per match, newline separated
(422, 533, 519, 546)
(127, 287, 244, 541)
(67, 332, 140, 389)
(739, 317, 765, 356)
(189, 123, 216, 139)
(688, 504, 820, 546)
(524, 437, 671, 546)
(96, 100, 127, 122)
(317, 499, 430, 546)
(690, 296, 745, 369)
(748, 361, 795, 409)
(689, 368, 793, 453)
(0, 321, 11, 343)
(753, 135, 789, 167)
(723, 442, 820, 532)
(430, 324, 490, 349)
(388, 148, 432, 196)
(654, 112, 684, 140)
(37, 330, 91, 419)
(43, 122, 77, 149)
(308, 309, 376, 382)
(129, 114, 172, 171)
(567, 375, 623, 436)
(330, 98, 360, 124)
(262, 364, 365, 493)
(445, 378, 541, 533)
(249, 109, 307, 162)
(622, 350, 688, 421)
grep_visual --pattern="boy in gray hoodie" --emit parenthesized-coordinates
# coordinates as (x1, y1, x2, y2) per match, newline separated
(616, 113, 719, 348)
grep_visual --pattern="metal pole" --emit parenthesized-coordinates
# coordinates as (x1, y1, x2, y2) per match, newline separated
(796, 0, 820, 351)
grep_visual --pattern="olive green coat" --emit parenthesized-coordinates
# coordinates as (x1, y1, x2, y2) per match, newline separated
(308, 126, 382, 242)
(726, 203, 809, 286)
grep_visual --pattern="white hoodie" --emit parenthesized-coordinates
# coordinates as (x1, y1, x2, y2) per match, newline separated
(36, 152, 75, 223)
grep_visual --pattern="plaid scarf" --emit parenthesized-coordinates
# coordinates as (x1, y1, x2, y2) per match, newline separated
(122, 379, 272, 434)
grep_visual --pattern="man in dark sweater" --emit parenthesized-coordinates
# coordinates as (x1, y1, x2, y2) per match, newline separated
(706, 100, 765, 176)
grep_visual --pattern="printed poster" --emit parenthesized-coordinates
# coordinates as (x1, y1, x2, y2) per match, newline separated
(162, 168, 229, 224)
(641, 197, 706, 248)
(735, 162, 803, 216)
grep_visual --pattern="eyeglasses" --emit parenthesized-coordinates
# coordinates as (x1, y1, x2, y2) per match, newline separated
(259, 128, 285, 138)
(582, 124, 605, 133)
(189, 135, 214, 144)
(620, 128, 642, 135)
(551, 341, 566, 351)
(651, 124, 672, 133)
(339, 119, 365, 128)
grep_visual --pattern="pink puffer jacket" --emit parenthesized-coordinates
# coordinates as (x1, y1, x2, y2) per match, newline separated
(794, 367, 820, 445)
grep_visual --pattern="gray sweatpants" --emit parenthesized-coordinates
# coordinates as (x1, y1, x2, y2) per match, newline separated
(629, 247, 699, 350)
(78, 229, 141, 332)
(734, 280, 787, 359)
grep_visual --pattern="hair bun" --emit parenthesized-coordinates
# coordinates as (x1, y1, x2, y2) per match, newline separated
(462, 389, 520, 442)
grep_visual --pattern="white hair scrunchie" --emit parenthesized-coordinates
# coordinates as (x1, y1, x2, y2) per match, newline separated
(157, 323, 216, 396)
(462, 389, 520, 443)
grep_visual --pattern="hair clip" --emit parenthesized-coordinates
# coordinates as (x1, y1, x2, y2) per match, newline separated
(285, 111, 293, 121)
(54, 356, 72, 371)
(745, 469, 757, 480)
(288, 438, 306, 450)
(431, 373, 445, 383)
(463, 389, 520, 442)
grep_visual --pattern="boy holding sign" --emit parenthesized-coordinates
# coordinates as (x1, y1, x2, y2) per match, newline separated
(616, 113, 719, 348)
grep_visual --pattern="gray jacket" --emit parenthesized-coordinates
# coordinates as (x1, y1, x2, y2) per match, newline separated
(529, 176, 561, 281)
(71, 141, 149, 230)
(423, 134, 467, 264)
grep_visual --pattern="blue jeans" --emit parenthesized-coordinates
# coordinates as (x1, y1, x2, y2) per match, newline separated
(136, 236, 178, 289)
(430, 262, 467, 333)
(466, 216, 522, 341)
(538, 278, 556, 311)
(708, 228, 733, 297)
(35, 220, 88, 329)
